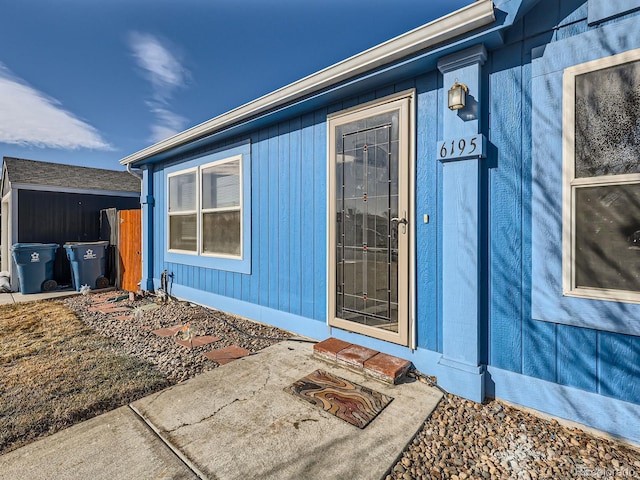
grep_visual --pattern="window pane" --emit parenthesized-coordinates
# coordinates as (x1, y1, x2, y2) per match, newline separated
(575, 184, 640, 291)
(169, 214, 197, 251)
(169, 172, 196, 212)
(366, 111, 397, 131)
(575, 60, 640, 177)
(334, 112, 397, 331)
(202, 210, 241, 256)
(202, 159, 240, 209)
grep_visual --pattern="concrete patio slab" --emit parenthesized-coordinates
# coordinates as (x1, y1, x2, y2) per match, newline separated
(133, 340, 442, 480)
(0, 287, 116, 306)
(0, 289, 78, 305)
(0, 340, 442, 480)
(0, 406, 196, 480)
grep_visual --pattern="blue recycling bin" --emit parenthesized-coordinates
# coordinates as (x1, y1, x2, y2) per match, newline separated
(11, 243, 59, 294)
(64, 241, 110, 291)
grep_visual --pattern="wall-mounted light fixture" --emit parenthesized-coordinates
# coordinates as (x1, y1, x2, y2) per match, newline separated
(448, 79, 468, 110)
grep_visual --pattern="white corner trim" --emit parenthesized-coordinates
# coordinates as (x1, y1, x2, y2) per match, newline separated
(120, 0, 495, 166)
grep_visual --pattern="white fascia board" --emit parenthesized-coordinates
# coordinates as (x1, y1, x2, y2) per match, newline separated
(120, 0, 495, 166)
(11, 184, 140, 197)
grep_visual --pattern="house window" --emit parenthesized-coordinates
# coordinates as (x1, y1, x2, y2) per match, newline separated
(168, 155, 243, 258)
(563, 49, 640, 302)
(201, 158, 241, 256)
(168, 169, 197, 252)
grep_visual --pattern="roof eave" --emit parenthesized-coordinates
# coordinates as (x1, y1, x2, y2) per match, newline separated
(121, 0, 495, 166)
(9, 183, 141, 197)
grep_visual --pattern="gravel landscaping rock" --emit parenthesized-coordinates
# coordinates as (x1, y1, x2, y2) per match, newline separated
(63, 291, 292, 384)
(387, 392, 640, 480)
(64, 291, 640, 479)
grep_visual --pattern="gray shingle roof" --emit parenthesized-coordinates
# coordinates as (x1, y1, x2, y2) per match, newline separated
(3, 157, 141, 193)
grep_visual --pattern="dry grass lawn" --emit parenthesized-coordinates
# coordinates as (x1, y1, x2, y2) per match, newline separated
(0, 300, 170, 454)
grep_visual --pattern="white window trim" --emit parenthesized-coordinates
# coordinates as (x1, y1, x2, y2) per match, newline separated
(167, 154, 244, 260)
(562, 48, 640, 303)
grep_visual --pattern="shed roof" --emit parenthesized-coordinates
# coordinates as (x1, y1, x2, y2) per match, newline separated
(2, 157, 141, 193)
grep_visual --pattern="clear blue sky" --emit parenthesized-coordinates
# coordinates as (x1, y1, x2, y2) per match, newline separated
(0, 0, 471, 170)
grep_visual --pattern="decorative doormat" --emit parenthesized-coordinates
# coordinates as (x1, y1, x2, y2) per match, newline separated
(285, 369, 393, 429)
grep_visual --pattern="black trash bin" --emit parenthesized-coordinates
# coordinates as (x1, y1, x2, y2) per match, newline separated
(63, 241, 110, 291)
(11, 243, 59, 294)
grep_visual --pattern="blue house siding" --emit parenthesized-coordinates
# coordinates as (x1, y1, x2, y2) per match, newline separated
(151, 118, 330, 322)
(488, 40, 526, 374)
(147, 75, 446, 351)
(128, 0, 640, 443)
(486, 0, 640, 412)
(415, 72, 442, 353)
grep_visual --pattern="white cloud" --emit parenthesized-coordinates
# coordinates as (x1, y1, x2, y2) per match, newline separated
(148, 106, 187, 143)
(129, 32, 186, 95)
(129, 32, 189, 142)
(0, 64, 112, 150)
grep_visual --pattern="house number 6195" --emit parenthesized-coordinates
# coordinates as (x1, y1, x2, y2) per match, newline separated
(437, 134, 485, 160)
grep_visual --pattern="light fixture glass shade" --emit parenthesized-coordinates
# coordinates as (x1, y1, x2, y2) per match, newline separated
(448, 81, 468, 110)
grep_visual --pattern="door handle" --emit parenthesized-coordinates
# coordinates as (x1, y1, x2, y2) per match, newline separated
(391, 213, 408, 233)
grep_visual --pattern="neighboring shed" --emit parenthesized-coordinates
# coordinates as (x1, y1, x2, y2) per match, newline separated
(120, 1, 640, 443)
(1, 157, 141, 289)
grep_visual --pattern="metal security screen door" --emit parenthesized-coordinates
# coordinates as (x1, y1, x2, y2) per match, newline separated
(328, 94, 411, 346)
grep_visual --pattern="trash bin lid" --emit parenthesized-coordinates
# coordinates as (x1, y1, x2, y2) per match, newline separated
(11, 243, 59, 251)
(63, 241, 109, 248)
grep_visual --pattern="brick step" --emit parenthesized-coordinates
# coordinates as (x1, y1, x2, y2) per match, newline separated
(313, 337, 412, 385)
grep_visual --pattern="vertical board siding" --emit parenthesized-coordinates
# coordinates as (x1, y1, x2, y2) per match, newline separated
(154, 168, 165, 280)
(278, 121, 291, 312)
(152, 106, 331, 323)
(289, 118, 303, 316)
(313, 109, 328, 321)
(199, 268, 206, 293)
(521, 317, 557, 382)
(151, 79, 445, 336)
(556, 325, 598, 392)
(487, 1, 640, 405)
(435, 82, 445, 354)
(209, 265, 218, 293)
(415, 73, 440, 352)
(520, 43, 534, 389)
(258, 128, 271, 306)
(268, 125, 280, 310)
(598, 332, 640, 403)
(227, 272, 235, 297)
(300, 112, 316, 320)
(248, 137, 260, 304)
(488, 43, 524, 372)
(181, 264, 188, 288)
